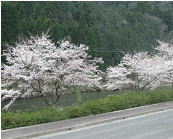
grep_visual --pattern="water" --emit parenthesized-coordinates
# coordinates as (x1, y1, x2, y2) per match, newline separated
(2, 85, 171, 111)
(2, 91, 120, 111)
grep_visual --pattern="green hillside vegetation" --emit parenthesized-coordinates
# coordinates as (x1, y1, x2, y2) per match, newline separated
(2, 2, 173, 69)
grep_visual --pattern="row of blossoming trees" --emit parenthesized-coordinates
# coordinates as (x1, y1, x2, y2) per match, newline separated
(1, 34, 173, 110)
(105, 41, 173, 92)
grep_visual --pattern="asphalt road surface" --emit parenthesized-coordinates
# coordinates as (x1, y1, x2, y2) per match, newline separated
(35, 109, 173, 139)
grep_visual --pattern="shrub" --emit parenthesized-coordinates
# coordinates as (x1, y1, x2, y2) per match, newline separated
(2, 107, 68, 129)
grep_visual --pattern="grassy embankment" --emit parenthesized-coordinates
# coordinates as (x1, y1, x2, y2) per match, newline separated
(2, 89, 173, 130)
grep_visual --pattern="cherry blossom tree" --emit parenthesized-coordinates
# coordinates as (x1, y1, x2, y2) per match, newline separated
(155, 41, 173, 91)
(155, 41, 173, 60)
(105, 41, 173, 92)
(105, 52, 166, 92)
(104, 64, 134, 91)
(1, 33, 103, 110)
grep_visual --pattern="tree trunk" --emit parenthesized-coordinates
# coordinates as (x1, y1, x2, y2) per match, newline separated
(40, 95, 52, 107)
(134, 73, 139, 93)
(31, 80, 65, 108)
(31, 82, 55, 107)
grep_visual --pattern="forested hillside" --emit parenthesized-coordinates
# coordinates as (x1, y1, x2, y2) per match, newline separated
(2, 1, 173, 69)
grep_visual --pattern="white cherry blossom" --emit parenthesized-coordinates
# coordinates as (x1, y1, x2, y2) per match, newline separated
(1, 33, 103, 110)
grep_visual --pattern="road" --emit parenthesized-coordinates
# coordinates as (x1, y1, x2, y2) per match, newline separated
(35, 109, 173, 139)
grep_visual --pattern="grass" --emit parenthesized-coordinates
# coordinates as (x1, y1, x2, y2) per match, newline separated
(2, 89, 173, 130)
